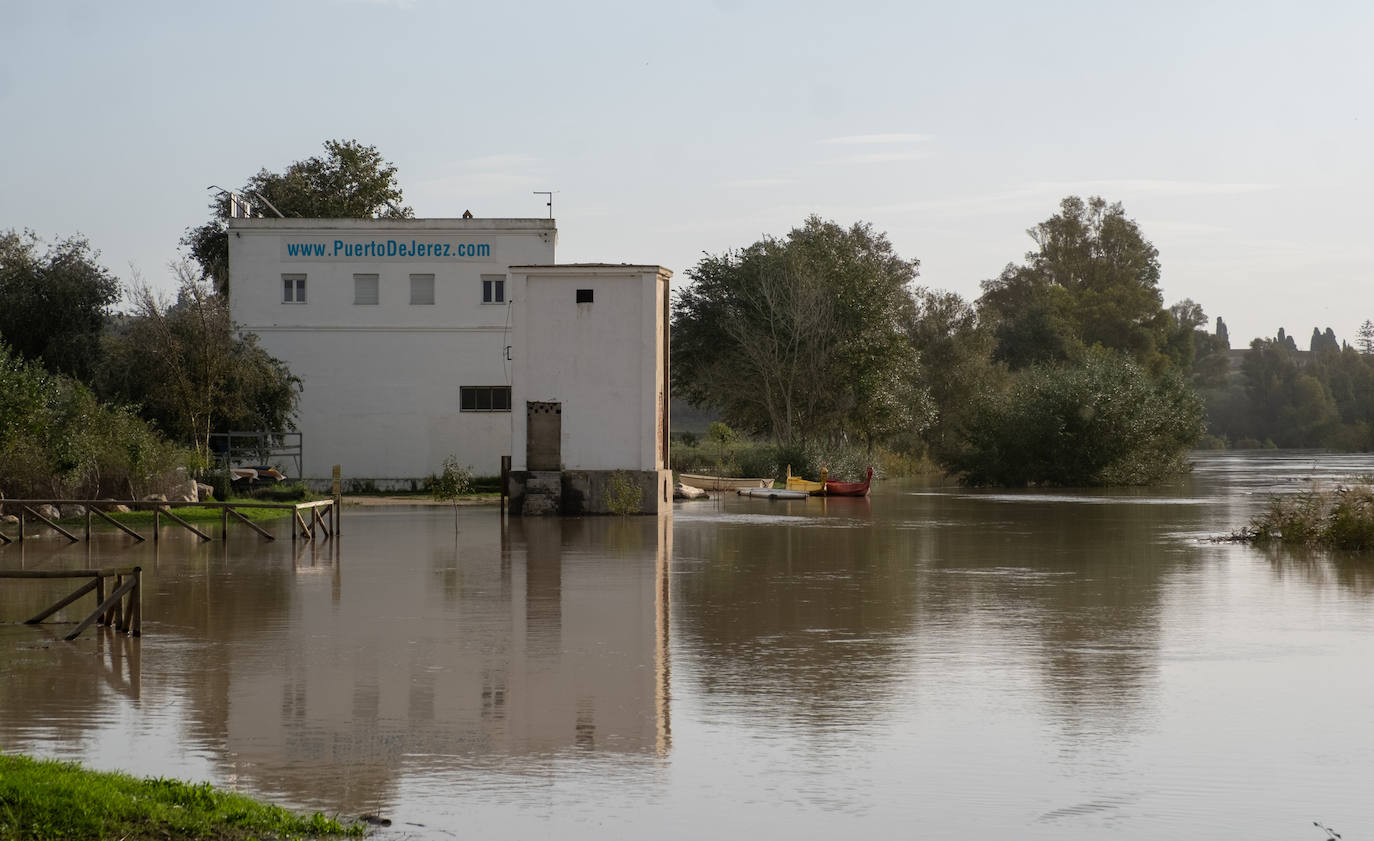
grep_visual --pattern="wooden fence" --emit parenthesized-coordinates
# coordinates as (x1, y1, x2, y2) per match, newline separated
(2, 567, 141, 640)
(0, 499, 337, 545)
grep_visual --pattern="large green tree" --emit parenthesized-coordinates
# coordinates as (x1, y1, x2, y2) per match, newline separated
(0, 230, 120, 381)
(96, 262, 300, 462)
(672, 216, 927, 449)
(183, 139, 413, 295)
(978, 196, 1173, 372)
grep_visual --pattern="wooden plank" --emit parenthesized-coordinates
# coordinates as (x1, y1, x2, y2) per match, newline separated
(66, 575, 137, 641)
(227, 507, 275, 540)
(0, 568, 140, 578)
(24, 576, 99, 624)
(156, 507, 211, 541)
(90, 506, 146, 542)
(293, 509, 311, 541)
(19, 506, 77, 542)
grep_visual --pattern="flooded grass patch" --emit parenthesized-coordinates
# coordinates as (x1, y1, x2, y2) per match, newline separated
(0, 753, 362, 840)
(1239, 481, 1374, 550)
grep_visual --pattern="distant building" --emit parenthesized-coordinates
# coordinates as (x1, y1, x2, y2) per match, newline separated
(228, 217, 671, 513)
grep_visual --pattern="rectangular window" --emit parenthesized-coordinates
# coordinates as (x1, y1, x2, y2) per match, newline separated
(354, 273, 379, 305)
(282, 274, 306, 304)
(576, 288, 594, 303)
(410, 274, 435, 305)
(460, 386, 512, 412)
(481, 274, 506, 304)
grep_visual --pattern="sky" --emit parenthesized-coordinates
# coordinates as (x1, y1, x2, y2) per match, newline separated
(2, 0, 1372, 348)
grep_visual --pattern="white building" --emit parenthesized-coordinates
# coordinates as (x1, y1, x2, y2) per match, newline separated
(228, 217, 671, 513)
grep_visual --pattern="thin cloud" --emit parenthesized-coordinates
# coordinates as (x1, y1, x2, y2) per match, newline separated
(1032, 179, 1277, 197)
(823, 150, 932, 165)
(721, 177, 796, 188)
(821, 133, 933, 145)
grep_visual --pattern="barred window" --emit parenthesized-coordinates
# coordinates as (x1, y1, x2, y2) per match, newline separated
(460, 386, 512, 412)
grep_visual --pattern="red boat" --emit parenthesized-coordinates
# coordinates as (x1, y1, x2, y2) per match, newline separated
(824, 466, 873, 497)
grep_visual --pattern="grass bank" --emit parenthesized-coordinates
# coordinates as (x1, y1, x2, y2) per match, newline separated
(0, 753, 362, 841)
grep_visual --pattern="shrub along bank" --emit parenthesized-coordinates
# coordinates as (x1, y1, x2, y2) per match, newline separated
(0, 343, 193, 500)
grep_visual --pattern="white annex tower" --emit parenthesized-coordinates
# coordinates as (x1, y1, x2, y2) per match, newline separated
(228, 217, 671, 514)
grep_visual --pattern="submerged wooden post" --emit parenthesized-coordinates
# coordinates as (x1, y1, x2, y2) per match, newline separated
(501, 455, 511, 516)
(332, 465, 342, 537)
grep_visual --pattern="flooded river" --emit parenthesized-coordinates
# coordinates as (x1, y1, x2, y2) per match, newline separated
(3, 451, 1374, 839)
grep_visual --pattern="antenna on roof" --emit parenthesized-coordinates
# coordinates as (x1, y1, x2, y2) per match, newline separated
(533, 191, 557, 219)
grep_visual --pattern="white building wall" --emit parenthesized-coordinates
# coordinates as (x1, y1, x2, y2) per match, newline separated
(509, 265, 671, 472)
(228, 218, 555, 482)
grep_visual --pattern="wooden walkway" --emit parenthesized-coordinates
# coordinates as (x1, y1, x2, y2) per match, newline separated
(0, 499, 337, 545)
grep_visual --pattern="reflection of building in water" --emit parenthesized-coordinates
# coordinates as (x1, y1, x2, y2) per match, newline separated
(219, 512, 671, 809)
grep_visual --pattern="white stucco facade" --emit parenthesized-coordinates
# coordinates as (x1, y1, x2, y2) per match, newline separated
(509, 265, 671, 473)
(228, 217, 555, 482)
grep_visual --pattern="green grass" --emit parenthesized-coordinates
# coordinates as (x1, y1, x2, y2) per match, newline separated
(0, 753, 362, 840)
(46, 502, 295, 527)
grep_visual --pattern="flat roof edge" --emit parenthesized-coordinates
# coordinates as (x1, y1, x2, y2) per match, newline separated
(229, 218, 556, 231)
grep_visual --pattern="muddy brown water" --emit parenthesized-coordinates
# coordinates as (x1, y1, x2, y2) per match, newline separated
(3, 451, 1374, 839)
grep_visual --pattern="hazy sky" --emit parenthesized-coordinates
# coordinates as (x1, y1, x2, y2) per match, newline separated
(3, 0, 1371, 347)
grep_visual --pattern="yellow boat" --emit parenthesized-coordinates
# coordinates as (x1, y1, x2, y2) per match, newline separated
(784, 465, 828, 495)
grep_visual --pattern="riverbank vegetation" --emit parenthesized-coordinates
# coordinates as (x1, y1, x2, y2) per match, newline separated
(0, 344, 191, 499)
(672, 197, 1209, 486)
(1242, 481, 1374, 550)
(0, 753, 361, 841)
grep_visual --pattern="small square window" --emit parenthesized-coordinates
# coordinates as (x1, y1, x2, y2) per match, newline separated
(354, 274, 379, 305)
(481, 275, 506, 304)
(576, 288, 593, 304)
(410, 274, 435, 305)
(282, 274, 306, 304)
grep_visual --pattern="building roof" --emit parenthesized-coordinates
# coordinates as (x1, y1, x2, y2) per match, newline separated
(228, 217, 556, 232)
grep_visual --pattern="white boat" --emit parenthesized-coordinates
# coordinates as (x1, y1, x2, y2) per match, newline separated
(737, 487, 808, 500)
(679, 473, 771, 491)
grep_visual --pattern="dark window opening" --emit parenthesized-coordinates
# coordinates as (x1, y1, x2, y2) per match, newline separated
(576, 288, 593, 303)
(461, 386, 512, 412)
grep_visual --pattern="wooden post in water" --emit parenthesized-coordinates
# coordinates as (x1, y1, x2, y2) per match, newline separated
(332, 464, 342, 537)
(501, 455, 511, 516)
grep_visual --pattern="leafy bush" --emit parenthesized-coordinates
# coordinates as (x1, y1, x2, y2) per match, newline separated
(0, 342, 192, 499)
(943, 349, 1204, 486)
(604, 470, 642, 515)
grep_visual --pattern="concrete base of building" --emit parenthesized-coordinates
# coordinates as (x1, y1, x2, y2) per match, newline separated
(507, 469, 673, 516)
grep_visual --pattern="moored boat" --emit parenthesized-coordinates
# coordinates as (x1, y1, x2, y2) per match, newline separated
(825, 466, 873, 497)
(678, 473, 771, 491)
(738, 487, 808, 500)
(784, 465, 828, 495)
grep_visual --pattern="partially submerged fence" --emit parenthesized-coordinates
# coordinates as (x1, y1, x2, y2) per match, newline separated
(0, 499, 337, 545)
(1, 567, 141, 640)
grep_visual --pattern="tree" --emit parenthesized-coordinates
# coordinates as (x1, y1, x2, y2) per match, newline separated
(1358, 320, 1374, 355)
(906, 288, 1001, 457)
(184, 139, 413, 295)
(944, 349, 1204, 486)
(672, 216, 927, 449)
(0, 230, 119, 381)
(96, 262, 300, 462)
(977, 196, 1171, 373)
(429, 454, 472, 531)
